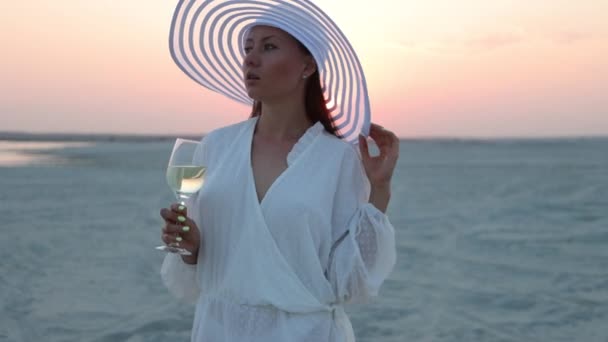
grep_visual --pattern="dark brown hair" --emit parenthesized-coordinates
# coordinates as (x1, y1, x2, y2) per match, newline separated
(248, 39, 340, 138)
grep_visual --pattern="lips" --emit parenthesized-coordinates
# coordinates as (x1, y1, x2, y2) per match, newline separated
(246, 71, 260, 80)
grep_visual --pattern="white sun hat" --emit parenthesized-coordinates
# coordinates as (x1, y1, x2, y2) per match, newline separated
(169, 0, 371, 143)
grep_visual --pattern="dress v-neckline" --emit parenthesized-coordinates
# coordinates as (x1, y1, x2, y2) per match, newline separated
(246, 117, 321, 208)
(247, 118, 290, 207)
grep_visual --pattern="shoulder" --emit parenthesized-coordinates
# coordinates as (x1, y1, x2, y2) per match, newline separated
(319, 131, 370, 204)
(195, 117, 254, 163)
(317, 131, 368, 191)
(203, 117, 255, 144)
(318, 130, 362, 165)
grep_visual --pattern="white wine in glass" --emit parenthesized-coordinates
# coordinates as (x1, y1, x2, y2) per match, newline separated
(166, 165, 207, 201)
(156, 138, 206, 255)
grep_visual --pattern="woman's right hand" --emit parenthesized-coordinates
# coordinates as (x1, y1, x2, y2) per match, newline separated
(160, 203, 201, 264)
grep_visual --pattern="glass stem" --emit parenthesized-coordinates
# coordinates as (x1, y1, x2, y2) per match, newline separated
(176, 191, 189, 206)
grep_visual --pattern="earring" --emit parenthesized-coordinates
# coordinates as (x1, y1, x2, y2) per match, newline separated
(302, 74, 308, 79)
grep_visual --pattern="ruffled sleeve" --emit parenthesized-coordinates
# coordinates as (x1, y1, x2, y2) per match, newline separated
(159, 133, 212, 304)
(160, 253, 200, 303)
(326, 144, 397, 304)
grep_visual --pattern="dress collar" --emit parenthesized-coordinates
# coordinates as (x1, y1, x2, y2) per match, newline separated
(286, 121, 324, 166)
(248, 117, 325, 167)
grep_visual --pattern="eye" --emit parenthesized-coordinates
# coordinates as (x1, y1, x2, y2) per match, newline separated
(264, 43, 277, 51)
(244, 46, 252, 54)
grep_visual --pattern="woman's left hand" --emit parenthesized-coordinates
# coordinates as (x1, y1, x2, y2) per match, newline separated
(358, 123, 400, 188)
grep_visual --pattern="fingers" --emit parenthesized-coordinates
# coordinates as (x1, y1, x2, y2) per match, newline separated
(159, 203, 200, 255)
(367, 123, 400, 160)
(369, 123, 392, 139)
(369, 125, 389, 145)
(370, 123, 384, 131)
(161, 222, 192, 249)
(358, 134, 370, 160)
(161, 232, 182, 245)
(378, 129, 399, 159)
(160, 208, 177, 223)
(160, 203, 189, 224)
(170, 202, 188, 216)
(162, 222, 192, 235)
(161, 219, 193, 249)
(160, 202, 195, 238)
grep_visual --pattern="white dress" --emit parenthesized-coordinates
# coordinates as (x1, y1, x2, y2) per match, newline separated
(161, 117, 396, 342)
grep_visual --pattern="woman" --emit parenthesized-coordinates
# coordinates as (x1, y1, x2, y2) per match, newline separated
(159, 1, 399, 341)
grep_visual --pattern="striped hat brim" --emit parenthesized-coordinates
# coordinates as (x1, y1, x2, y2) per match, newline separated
(169, 0, 371, 143)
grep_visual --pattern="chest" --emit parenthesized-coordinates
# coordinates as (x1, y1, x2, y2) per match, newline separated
(197, 130, 340, 253)
(250, 136, 296, 203)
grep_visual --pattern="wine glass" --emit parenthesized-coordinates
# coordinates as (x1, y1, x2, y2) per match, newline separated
(155, 138, 206, 255)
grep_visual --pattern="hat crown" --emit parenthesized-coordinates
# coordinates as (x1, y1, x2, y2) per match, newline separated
(245, 1, 331, 69)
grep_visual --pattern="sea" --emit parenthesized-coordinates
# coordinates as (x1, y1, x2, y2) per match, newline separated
(0, 134, 607, 342)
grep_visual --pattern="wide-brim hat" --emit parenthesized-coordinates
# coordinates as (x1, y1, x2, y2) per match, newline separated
(169, 0, 371, 143)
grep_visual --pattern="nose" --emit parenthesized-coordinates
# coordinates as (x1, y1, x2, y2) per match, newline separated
(243, 50, 260, 68)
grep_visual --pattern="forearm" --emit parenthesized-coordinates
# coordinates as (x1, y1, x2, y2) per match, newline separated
(369, 183, 391, 213)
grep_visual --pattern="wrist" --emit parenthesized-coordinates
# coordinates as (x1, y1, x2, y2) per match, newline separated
(371, 182, 391, 193)
(369, 184, 391, 214)
(181, 252, 198, 265)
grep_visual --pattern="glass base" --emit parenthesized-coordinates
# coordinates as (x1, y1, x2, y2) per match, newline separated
(155, 245, 192, 256)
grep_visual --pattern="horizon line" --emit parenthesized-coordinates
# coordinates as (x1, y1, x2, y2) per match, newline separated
(1, 130, 607, 142)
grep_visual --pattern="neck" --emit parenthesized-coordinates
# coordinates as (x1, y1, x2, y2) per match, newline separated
(255, 97, 313, 141)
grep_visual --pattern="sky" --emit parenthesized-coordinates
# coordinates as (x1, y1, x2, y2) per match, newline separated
(1, 0, 607, 138)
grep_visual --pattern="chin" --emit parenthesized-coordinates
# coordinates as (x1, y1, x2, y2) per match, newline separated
(245, 88, 261, 101)
(246, 91, 270, 103)
(245, 87, 286, 103)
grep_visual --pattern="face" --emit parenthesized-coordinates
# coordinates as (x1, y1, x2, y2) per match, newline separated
(242, 25, 315, 102)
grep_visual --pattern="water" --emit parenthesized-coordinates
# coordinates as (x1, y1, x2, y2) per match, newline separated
(1, 137, 607, 341)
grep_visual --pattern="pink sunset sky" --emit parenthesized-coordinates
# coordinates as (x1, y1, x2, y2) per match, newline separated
(1, 0, 606, 138)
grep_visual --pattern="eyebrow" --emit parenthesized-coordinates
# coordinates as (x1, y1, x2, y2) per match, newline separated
(245, 35, 276, 43)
